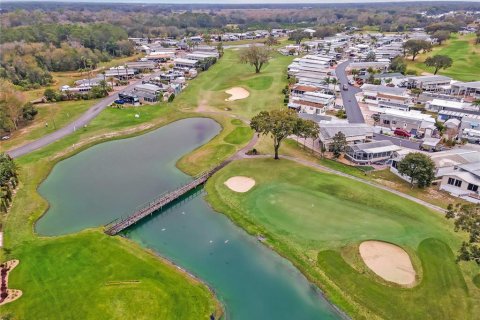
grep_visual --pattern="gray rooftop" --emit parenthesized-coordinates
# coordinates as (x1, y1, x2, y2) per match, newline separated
(408, 75, 452, 82)
(319, 123, 373, 140)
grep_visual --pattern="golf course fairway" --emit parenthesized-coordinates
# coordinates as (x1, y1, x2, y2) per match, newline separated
(206, 158, 479, 319)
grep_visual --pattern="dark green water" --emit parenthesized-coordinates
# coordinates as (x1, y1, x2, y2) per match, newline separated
(37, 118, 343, 320)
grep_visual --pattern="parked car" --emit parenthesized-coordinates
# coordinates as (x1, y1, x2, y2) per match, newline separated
(114, 99, 125, 104)
(393, 128, 411, 138)
(1, 135, 10, 140)
(348, 80, 355, 85)
(342, 84, 348, 91)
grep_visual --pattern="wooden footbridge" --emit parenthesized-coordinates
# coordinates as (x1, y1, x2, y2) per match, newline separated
(104, 160, 231, 236)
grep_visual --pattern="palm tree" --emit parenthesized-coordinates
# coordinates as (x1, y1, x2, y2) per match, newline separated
(331, 78, 338, 92)
(351, 68, 359, 80)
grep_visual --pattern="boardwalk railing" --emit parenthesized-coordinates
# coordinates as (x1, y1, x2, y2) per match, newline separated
(104, 160, 231, 236)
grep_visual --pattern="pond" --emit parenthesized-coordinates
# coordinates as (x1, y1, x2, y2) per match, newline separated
(37, 117, 343, 320)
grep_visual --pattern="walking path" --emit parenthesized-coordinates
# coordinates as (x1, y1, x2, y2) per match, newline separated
(234, 135, 446, 214)
(7, 71, 163, 159)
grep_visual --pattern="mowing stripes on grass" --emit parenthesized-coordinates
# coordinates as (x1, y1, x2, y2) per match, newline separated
(245, 76, 274, 90)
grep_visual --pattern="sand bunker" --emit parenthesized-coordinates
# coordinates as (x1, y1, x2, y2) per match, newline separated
(225, 87, 250, 101)
(224, 176, 255, 192)
(359, 241, 416, 285)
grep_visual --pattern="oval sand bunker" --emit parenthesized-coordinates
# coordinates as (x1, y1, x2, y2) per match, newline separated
(359, 241, 416, 285)
(225, 87, 250, 101)
(224, 176, 255, 192)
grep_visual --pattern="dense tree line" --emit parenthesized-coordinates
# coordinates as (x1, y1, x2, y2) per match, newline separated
(0, 80, 37, 133)
(0, 23, 134, 89)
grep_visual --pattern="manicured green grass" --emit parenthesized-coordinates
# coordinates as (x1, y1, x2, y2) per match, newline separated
(206, 158, 478, 319)
(175, 49, 293, 118)
(1, 231, 217, 320)
(245, 76, 274, 90)
(407, 34, 480, 81)
(318, 238, 469, 320)
(223, 126, 253, 144)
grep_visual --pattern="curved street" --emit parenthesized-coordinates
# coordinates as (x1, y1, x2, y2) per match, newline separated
(7, 71, 162, 159)
(335, 60, 364, 123)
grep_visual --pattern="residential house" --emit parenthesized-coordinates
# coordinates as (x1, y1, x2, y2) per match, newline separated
(346, 140, 401, 164)
(173, 58, 199, 69)
(440, 162, 480, 203)
(404, 75, 452, 92)
(450, 81, 480, 99)
(361, 84, 413, 111)
(289, 92, 335, 115)
(319, 123, 374, 150)
(376, 109, 436, 137)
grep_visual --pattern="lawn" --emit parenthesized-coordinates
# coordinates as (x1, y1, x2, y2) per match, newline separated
(1, 99, 98, 151)
(1, 231, 218, 320)
(206, 158, 479, 319)
(253, 135, 462, 209)
(175, 49, 293, 118)
(407, 33, 480, 81)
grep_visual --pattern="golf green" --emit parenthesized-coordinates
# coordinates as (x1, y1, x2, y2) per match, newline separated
(206, 158, 478, 319)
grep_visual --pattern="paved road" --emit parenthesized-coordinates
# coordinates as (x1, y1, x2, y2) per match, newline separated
(7, 71, 162, 158)
(373, 133, 421, 150)
(335, 60, 364, 123)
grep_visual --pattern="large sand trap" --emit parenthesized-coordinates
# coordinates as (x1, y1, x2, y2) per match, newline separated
(225, 87, 250, 101)
(359, 241, 416, 285)
(224, 176, 255, 192)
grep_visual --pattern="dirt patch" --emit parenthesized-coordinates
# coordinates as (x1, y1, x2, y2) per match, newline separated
(359, 241, 416, 285)
(225, 87, 250, 101)
(224, 176, 256, 192)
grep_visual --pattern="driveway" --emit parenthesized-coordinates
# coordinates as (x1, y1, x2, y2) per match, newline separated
(7, 71, 163, 158)
(335, 60, 364, 123)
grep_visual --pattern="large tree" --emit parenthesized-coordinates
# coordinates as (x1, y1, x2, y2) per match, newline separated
(250, 109, 314, 160)
(432, 30, 450, 45)
(446, 204, 480, 265)
(403, 39, 432, 61)
(397, 152, 435, 188)
(238, 45, 272, 74)
(288, 30, 308, 44)
(389, 56, 407, 74)
(424, 55, 453, 75)
(331, 131, 347, 159)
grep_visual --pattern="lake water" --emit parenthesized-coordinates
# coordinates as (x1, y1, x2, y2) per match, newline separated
(37, 118, 342, 320)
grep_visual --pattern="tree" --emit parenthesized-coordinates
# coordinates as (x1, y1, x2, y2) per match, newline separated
(397, 152, 435, 188)
(432, 30, 450, 45)
(365, 51, 376, 62)
(0, 80, 26, 131)
(351, 69, 359, 79)
(288, 31, 307, 44)
(331, 131, 347, 159)
(216, 42, 224, 57)
(403, 39, 432, 61)
(331, 78, 338, 92)
(389, 56, 407, 74)
(44, 88, 58, 102)
(250, 109, 299, 160)
(294, 118, 319, 149)
(425, 55, 453, 75)
(314, 26, 336, 39)
(0, 153, 18, 212)
(265, 35, 278, 47)
(446, 204, 480, 265)
(238, 45, 272, 74)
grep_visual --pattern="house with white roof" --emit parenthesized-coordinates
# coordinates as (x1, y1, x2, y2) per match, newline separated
(375, 108, 436, 137)
(450, 81, 480, 99)
(404, 75, 452, 91)
(319, 123, 374, 150)
(361, 84, 413, 111)
(289, 92, 335, 115)
(346, 140, 402, 164)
